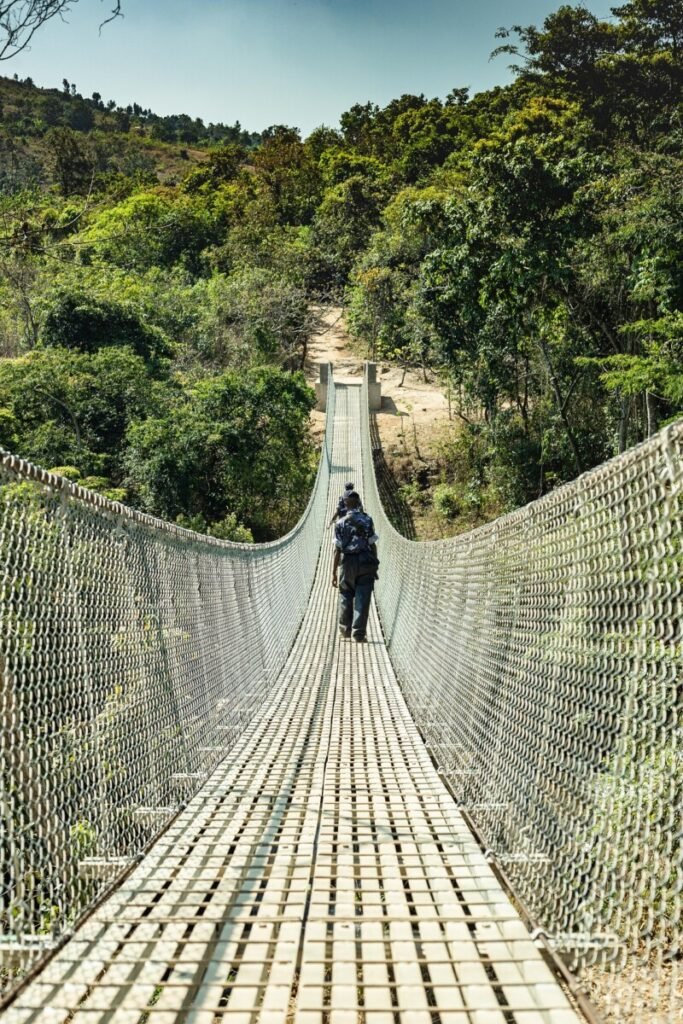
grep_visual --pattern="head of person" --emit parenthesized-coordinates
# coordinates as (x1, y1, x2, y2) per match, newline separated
(344, 491, 361, 510)
(344, 482, 354, 494)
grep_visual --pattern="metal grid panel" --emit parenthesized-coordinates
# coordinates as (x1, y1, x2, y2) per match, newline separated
(1, 383, 580, 1023)
(360, 365, 683, 1022)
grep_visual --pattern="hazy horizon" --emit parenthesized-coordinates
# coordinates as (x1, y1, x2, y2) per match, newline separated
(6, 0, 615, 135)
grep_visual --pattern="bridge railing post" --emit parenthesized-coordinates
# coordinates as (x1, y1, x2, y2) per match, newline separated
(315, 362, 331, 411)
(364, 362, 381, 410)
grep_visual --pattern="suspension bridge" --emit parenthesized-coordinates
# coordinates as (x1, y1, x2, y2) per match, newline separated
(1, 368, 682, 1023)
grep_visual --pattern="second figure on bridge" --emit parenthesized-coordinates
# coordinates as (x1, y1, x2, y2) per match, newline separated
(331, 490, 379, 642)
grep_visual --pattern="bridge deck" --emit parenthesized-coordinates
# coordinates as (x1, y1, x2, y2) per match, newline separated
(4, 386, 581, 1023)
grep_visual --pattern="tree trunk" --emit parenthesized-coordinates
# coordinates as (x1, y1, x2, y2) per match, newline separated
(645, 391, 658, 438)
(412, 414, 421, 461)
(538, 338, 583, 475)
(618, 396, 630, 453)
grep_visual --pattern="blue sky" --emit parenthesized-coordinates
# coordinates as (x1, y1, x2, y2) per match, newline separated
(7, 0, 615, 135)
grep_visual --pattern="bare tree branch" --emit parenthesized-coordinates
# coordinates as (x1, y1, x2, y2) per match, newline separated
(99, 0, 121, 33)
(0, 0, 122, 61)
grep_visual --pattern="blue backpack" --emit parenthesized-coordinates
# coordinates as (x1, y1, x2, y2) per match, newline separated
(338, 510, 374, 555)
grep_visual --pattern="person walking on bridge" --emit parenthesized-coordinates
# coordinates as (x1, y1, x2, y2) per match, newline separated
(328, 481, 363, 527)
(331, 491, 379, 642)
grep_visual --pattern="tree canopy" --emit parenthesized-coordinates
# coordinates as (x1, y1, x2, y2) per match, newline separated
(2, 0, 683, 538)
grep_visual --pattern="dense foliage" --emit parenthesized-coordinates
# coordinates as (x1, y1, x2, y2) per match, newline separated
(0, 85, 318, 540)
(1, 1, 683, 538)
(344, 2, 683, 520)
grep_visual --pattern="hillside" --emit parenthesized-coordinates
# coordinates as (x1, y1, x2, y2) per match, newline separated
(1, 1, 683, 550)
(0, 73, 263, 190)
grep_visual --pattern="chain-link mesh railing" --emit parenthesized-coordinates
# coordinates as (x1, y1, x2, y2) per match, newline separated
(3, 361, 682, 1020)
(0, 370, 334, 995)
(362, 365, 683, 1023)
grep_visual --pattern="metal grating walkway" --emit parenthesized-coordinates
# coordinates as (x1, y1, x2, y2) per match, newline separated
(3, 386, 582, 1024)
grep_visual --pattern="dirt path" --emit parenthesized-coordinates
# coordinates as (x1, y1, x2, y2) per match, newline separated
(306, 306, 451, 473)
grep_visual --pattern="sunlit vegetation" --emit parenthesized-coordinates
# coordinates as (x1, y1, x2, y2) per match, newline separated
(1, 1, 683, 538)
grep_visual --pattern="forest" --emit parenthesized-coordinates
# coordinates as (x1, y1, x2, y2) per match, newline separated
(0, 0, 682, 539)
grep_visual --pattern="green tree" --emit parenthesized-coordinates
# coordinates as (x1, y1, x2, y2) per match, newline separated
(46, 127, 94, 195)
(125, 366, 315, 538)
(196, 267, 317, 370)
(390, 102, 465, 182)
(0, 345, 159, 480)
(310, 172, 390, 292)
(613, 0, 683, 55)
(182, 144, 247, 193)
(42, 292, 170, 365)
(418, 98, 607, 497)
(347, 184, 448, 375)
(81, 190, 219, 275)
(253, 125, 321, 224)
(41, 95, 63, 127)
(67, 100, 94, 132)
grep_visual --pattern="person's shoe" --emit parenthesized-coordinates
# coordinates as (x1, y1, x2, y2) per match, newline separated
(353, 633, 366, 643)
(339, 625, 351, 639)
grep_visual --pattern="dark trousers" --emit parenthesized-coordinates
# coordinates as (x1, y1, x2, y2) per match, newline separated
(338, 554, 375, 638)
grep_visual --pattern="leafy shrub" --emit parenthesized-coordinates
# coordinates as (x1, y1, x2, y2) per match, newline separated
(174, 511, 253, 542)
(432, 483, 460, 519)
(42, 293, 170, 364)
(208, 513, 254, 543)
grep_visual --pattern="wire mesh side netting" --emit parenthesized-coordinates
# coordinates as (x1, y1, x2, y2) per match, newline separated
(0, 370, 335, 995)
(361, 364, 683, 1024)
